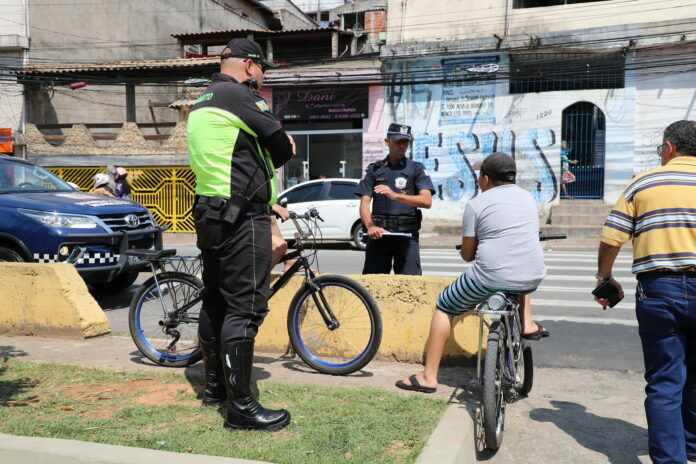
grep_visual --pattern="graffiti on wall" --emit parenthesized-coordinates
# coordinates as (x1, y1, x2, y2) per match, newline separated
(385, 54, 559, 212)
(411, 128, 558, 205)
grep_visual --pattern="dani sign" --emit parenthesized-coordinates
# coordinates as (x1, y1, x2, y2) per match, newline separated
(273, 88, 368, 121)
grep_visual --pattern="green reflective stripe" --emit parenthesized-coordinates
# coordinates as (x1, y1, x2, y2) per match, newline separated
(187, 107, 241, 198)
(263, 147, 278, 205)
(187, 106, 277, 204)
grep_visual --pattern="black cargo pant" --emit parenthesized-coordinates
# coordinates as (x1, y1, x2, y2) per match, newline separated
(193, 203, 272, 343)
(362, 232, 421, 275)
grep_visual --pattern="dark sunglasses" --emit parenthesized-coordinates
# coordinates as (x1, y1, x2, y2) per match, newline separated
(248, 59, 268, 73)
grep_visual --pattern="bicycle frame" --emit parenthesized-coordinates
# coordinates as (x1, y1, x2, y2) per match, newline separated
(475, 296, 522, 388)
(270, 213, 340, 331)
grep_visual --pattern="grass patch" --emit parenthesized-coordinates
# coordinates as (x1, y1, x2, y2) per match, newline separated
(0, 358, 446, 463)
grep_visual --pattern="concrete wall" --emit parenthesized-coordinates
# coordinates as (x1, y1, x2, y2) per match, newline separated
(0, 0, 27, 38)
(292, 0, 345, 14)
(257, 274, 483, 363)
(386, 0, 696, 43)
(362, 85, 385, 167)
(384, 52, 636, 220)
(0, 52, 25, 134)
(24, 0, 270, 128)
(634, 45, 696, 174)
(0, 0, 28, 135)
(0, 263, 110, 338)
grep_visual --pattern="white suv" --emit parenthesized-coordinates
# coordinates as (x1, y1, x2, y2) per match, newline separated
(277, 178, 366, 250)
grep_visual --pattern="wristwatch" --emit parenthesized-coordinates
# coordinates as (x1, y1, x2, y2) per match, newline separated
(595, 274, 612, 281)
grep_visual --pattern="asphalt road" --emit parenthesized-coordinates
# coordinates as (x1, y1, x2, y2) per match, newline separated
(93, 244, 644, 373)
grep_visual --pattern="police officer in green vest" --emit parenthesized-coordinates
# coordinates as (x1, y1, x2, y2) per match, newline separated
(187, 38, 295, 432)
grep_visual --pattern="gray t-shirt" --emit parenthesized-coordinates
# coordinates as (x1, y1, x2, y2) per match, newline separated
(461, 184, 546, 291)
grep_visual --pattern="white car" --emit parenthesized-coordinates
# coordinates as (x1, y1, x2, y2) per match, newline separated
(276, 178, 366, 250)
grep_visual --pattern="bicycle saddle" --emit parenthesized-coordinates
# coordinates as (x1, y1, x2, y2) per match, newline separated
(125, 249, 177, 260)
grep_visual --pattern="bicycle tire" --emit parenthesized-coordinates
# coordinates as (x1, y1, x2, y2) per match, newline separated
(516, 342, 534, 396)
(129, 272, 203, 367)
(483, 321, 505, 450)
(287, 275, 382, 375)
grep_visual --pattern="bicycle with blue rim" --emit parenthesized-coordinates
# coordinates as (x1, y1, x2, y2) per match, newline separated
(126, 208, 382, 375)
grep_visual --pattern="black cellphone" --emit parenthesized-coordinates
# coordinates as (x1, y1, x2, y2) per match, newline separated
(221, 195, 248, 225)
(591, 281, 623, 308)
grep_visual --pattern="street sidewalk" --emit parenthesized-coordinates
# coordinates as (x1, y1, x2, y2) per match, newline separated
(0, 334, 650, 463)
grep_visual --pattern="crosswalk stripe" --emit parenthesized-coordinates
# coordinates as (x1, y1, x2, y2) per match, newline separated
(530, 299, 633, 310)
(422, 263, 631, 272)
(422, 271, 636, 285)
(534, 285, 631, 294)
(419, 254, 634, 265)
(532, 315, 638, 327)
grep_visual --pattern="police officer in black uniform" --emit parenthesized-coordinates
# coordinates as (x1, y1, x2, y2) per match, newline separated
(355, 123, 435, 275)
(187, 38, 295, 432)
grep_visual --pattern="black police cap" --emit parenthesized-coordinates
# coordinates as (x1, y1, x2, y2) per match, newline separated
(387, 123, 413, 141)
(220, 38, 277, 69)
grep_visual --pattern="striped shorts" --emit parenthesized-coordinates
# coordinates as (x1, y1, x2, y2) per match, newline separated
(437, 273, 533, 316)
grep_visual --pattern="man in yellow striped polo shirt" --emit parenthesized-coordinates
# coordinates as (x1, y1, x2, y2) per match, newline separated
(595, 120, 696, 464)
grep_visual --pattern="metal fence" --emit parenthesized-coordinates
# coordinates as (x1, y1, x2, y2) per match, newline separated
(48, 166, 196, 233)
(561, 102, 606, 199)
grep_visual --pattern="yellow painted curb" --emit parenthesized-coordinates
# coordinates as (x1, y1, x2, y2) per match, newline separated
(0, 263, 110, 338)
(257, 274, 483, 363)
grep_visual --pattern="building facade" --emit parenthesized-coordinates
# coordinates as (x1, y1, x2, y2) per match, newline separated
(382, 0, 696, 221)
(0, 0, 29, 155)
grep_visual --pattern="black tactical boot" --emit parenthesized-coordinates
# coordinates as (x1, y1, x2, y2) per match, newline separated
(221, 339, 290, 431)
(199, 336, 226, 406)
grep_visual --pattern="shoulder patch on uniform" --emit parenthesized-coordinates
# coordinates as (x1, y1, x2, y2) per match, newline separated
(255, 100, 270, 112)
(195, 93, 213, 104)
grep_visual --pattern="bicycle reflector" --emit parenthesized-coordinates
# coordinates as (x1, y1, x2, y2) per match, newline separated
(486, 293, 507, 311)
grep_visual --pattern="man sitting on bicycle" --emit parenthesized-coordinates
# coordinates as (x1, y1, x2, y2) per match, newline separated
(396, 152, 547, 393)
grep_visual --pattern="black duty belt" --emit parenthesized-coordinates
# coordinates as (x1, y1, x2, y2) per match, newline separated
(638, 270, 696, 279)
(195, 195, 271, 215)
(372, 214, 420, 232)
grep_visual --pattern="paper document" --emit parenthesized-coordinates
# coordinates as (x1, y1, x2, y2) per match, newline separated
(381, 232, 412, 238)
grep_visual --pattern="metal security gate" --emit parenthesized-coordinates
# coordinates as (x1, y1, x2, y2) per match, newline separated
(561, 102, 606, 199)
(48, 166, 196, 233)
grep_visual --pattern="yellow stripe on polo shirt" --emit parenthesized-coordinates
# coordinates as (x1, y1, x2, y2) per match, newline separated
(600, 156, 696, 274)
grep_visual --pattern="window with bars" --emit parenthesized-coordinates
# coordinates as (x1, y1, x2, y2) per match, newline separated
(513, 0, 610, 8)
(509, 52, 625, 94)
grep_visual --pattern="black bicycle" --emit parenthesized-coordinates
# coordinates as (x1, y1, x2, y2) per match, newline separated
(457, 233, 565, 450)
(127, 209, 382, 375)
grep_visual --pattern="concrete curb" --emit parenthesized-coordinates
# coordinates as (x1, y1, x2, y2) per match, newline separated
(416, 403, 477, 464)
(0, 263, 110, 338)
(0, 433, 272, 464)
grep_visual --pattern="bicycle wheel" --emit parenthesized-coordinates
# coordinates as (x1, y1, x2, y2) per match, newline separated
(515, 341, 534, 396)
(129, 272, 203, 367)
(287, 275, 381, 375)
(483, 321, 506, 450)
(510, 312, 534, 396)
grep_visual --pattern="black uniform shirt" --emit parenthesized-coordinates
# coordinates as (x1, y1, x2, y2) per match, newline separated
(189, 72, 293, 203)
(355, 157, 435, 216)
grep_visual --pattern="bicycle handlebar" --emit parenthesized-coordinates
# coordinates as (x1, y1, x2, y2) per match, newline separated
(288, 208, 324, 222)
(454, 232, 567, 250)
(538, 233, 567, 241)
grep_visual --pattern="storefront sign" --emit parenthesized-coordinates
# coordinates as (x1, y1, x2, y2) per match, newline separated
(439, 56, 500, 126)
(0, 128, 12, 154)
(273, 88, 369, 121)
